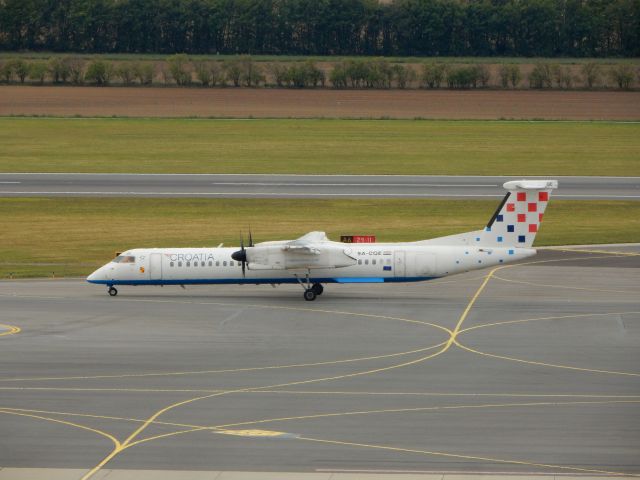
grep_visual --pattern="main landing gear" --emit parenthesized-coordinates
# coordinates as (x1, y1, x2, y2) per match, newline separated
(304, 283, 324, 302)
(311, 283, 324, 295)
(295, 273, 324, 301)
(303, 283, 324, 301)
(108, 286, 118, 296)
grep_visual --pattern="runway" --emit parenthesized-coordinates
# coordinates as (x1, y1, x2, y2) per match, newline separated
(0, 174, 639, 199)
(1, 246, 639, 479)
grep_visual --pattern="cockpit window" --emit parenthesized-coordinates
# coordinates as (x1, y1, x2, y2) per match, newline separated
(112, 255, 135, 263)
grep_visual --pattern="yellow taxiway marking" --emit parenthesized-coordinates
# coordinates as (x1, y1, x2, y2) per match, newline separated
(0, 405, 202, 430)
(455, 339, 640, 377)
(125, 427, 211, 449)
(0, 323, 21, 337)
(79, 264, 498, 479)
(297, 436, 640, 477)
(212, 399, 640, 431)
(0, 342, 448, 383)
(543, 247, 640, 257)
(3, 387, 640, 399)
(68, 255, 637, 478)
(217, 429, 289, 437)
(459, 311, 640, 335)
(456, 307, 640, 377)
(5, 399, 640, 458)
(0, 305, 451, 383)
(120, 342, 455, 453)
(12, 249, 640, 479)
(492, 273, 637, 295)
(0, 409, 120, 448)
(78, 311, 454, 477)
(448, 267, 497, 345)
(6, 397, 640, 433)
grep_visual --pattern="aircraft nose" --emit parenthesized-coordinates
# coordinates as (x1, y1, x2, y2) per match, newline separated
(87, 266, 105, 283)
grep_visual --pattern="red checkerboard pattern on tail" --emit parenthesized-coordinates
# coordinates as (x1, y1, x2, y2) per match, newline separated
(482, 180, 558, 248)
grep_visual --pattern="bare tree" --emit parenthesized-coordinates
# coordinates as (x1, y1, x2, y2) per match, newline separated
(609, 64, 635, 90)
(581, 63, 601, 88)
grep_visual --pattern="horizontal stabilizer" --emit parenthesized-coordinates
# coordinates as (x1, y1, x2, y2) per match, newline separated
(503, 179, 558, 190)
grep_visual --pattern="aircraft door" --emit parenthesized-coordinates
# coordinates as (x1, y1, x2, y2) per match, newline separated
(394, 251, 406, 278)
(149, 253, 162, 280)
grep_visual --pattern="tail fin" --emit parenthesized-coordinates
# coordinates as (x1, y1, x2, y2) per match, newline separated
(481, 180, 558, 247)
(419, 179, 558, 248)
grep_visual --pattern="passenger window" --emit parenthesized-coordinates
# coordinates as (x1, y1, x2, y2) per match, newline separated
(216, 261, 220, 266)
(230, 261, 234, 266)
(170, 261, 174, 267)
(223, 261, 227, 266)
(358, 259, 362, 265)
(209, 261, 212, 267)
(201, 261, 205, 267)
(186, 261, 190, 267)
(178, 261, 182, 267)
(372, 259, 376, 265)
(194, 262, 197, 267)
(365, 259, 369, 265)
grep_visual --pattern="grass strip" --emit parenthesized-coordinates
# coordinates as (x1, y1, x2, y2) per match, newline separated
(1, 197, 638, 278)
(1, 118, 639, 175)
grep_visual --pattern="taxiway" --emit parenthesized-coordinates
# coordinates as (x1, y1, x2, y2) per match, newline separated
(0, 246, 638, 479)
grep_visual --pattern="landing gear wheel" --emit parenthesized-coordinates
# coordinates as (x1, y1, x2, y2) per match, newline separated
(108, 287, 118, 297)
(311, 283, 324, 295)
(303, 289, 316, 301)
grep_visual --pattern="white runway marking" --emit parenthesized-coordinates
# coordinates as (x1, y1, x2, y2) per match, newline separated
(2, 173, 640, 178)
(2, 191, 640, 199)
(208, 182, 498, 187)
(0, 191, 505, 197)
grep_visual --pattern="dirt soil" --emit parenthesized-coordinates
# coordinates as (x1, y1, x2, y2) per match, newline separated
(1, 86, 638, 120)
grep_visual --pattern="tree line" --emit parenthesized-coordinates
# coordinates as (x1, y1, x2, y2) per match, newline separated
(1, 55, 637, 89)
(0, 0, 638, 57)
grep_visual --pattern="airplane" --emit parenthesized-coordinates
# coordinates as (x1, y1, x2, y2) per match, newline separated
(87, 179, 557, 301)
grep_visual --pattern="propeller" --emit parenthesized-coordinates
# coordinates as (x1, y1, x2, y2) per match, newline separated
(231, 232, 248, 277)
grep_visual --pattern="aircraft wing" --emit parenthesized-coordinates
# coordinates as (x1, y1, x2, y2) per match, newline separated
(246, 232, 356, 270)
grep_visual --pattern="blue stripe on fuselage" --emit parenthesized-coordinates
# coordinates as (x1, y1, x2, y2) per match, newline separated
(87, 276, 438, 286)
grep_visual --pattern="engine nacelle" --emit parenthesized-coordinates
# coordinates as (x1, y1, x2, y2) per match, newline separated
(246, 244, 356, 270)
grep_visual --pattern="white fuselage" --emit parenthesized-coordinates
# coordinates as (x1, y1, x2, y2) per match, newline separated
(87, 179, 557, 298)
(87, 243, 536, 287)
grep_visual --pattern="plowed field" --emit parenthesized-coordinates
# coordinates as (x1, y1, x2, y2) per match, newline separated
(1, 86, 638, 120)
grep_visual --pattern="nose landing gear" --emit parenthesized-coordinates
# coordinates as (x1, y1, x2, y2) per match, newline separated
(108, 286, 118, 296)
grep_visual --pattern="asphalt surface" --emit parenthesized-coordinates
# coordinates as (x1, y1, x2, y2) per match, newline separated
(0, 174, 638, 199)
(1, 246, 639, 479)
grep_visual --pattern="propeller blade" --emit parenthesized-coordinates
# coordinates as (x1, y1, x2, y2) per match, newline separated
(233, 232, 247, 277)
(249, 229, 253, 247)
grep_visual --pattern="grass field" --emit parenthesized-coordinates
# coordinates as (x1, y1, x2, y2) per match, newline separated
(1, 52, 637, 65)
(1, 197, 638, 278)
(1, 118, 639, 175)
